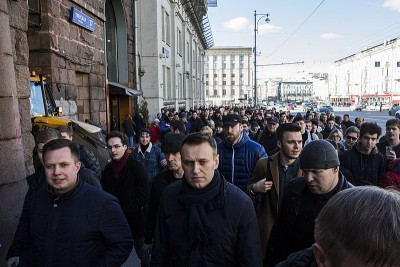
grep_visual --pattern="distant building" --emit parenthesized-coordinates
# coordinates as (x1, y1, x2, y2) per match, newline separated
(329, 37, 400, 105)
(278, 79, 313, 103)
(138, 0, 213, 117)
(205, 47, 252, 105)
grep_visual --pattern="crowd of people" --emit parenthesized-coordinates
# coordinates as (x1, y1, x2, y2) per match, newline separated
(6, 105, 400, 267)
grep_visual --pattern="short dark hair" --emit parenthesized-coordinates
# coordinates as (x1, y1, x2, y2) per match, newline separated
(326, 116, 335, 123)
(276, 123, 301, 142)
(292, 116, 304, 123)
(42, 138, 80, 164)
(171, 120, 186, 133)
(386, 118, 400, 129)
(180, 132, 217, 157)
(106, 131, 128, 146)
(359, 122, 381, 138)
(35, 128, 62, 145)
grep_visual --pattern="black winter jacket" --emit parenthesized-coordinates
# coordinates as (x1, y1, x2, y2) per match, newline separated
(339, 142, 386, 186)
(151, 175, 262, 266)
(144, 169, 181, 244)
(19, 180, 133, 266)
(275, 248, 317, 267)
(78, 144, 102, 177)
(265, 174, 353, 267)
(102, 157, 149, 238)
(7, 167, 102, 261)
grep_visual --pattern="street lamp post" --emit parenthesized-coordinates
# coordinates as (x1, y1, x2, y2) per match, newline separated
(254, 10, 269, 107)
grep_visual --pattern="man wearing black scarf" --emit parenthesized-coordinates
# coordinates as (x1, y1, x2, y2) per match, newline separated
(151, 133, 262, 266)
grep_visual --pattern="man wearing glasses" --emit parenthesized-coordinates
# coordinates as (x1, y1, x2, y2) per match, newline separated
(340, 126, 359, 151)
(102, 131, 150, 266)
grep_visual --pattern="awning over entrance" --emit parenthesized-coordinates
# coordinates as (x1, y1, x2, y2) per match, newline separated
(108, 82, 142, 96)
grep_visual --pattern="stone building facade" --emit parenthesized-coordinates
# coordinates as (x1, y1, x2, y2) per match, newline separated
(0, 1, 214, 264)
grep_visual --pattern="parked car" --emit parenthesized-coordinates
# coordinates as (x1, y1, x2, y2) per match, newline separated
(381, 103, 391, 111)
(395, 110, 400, 119)
(389, 105, 400, 116)
(303, 103, 314, 111)
(349, 104, 364, 111)
(287, 103, 295, 110)
(317, 105, 334, 113)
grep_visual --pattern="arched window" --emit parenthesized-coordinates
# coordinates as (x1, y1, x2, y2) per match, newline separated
(105, 0, 128, 82)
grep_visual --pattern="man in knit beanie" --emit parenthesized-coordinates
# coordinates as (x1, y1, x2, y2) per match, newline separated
(265, 140, 353, 267)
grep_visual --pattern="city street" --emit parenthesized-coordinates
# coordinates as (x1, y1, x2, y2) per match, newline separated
(289, 107, 393, 133)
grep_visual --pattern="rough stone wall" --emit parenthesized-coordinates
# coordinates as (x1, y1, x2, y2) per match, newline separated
(0, 0, 32, 265)
(28, 0, 107, 128)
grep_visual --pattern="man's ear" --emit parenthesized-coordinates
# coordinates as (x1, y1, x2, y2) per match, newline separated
(333, 166, 339, 174)
(277, 140, 282, 149)
(312, 243, 328, 267)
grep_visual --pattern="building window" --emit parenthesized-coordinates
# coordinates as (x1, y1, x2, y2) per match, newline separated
(239, 63, 244, 69)
(375, 61, 380, 67)
(231, 63, 235, 69)
(222, 55, 226, 61)
(177, 28, 182, 56)
(213, 81, 217, 86)
(206, 81, 209, 85)
(214, 73, 217, 78)
(161, 7, 165, 42)
(213, 55, 218, 61)
(222, 89, 226, 96)
(213, 63, 217, 69)
(231, 73, 235, 78)
(231, 89, 235, 95)
(165, 12, 170, 45)
(187, 41, 190, 63)
(222, 63, 226, 69)
(397, 61, 400, 67)
(239, 54, 244, 61)
(223, 81, 226, 85)
(240, 79, 244, 85)
(230, 54, 235, 61)
(222, 73, 226, 78)
(240, 73, 244, 78)
(214, 89, 218, 96)
(206, 90, 209, 96)
(205, 74, 209, 78)
(231, 81, 235, 85)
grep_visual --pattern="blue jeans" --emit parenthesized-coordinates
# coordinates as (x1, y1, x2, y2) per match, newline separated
(129, 136, 135, 147)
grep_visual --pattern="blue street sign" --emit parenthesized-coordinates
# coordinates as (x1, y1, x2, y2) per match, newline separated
(208, 0, 217, 7)
(70, 7, 95, 32)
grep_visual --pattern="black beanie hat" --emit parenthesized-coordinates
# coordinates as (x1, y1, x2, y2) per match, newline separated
(299, 140, 340, 169)
(161, 133, 186, 153)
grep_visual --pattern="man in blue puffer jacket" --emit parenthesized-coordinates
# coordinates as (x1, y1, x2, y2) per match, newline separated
(217, 114, 267, 191)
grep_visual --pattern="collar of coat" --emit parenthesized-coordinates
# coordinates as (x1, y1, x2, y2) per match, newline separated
(354, 141, 378, 155)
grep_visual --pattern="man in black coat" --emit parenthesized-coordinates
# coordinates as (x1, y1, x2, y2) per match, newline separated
(151, 133, 262, 266)
(265, 140, 353, 267)
(339, 122, 386, 186)
(277, 187, 400, 267)
(189, 111, 204, 133)
(143, 133, 186, 254)
(102, 131, 149, 266)
(7, 139, 133, 267)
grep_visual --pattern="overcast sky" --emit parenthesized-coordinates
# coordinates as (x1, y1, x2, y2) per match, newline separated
(207, 0, 400, 80)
